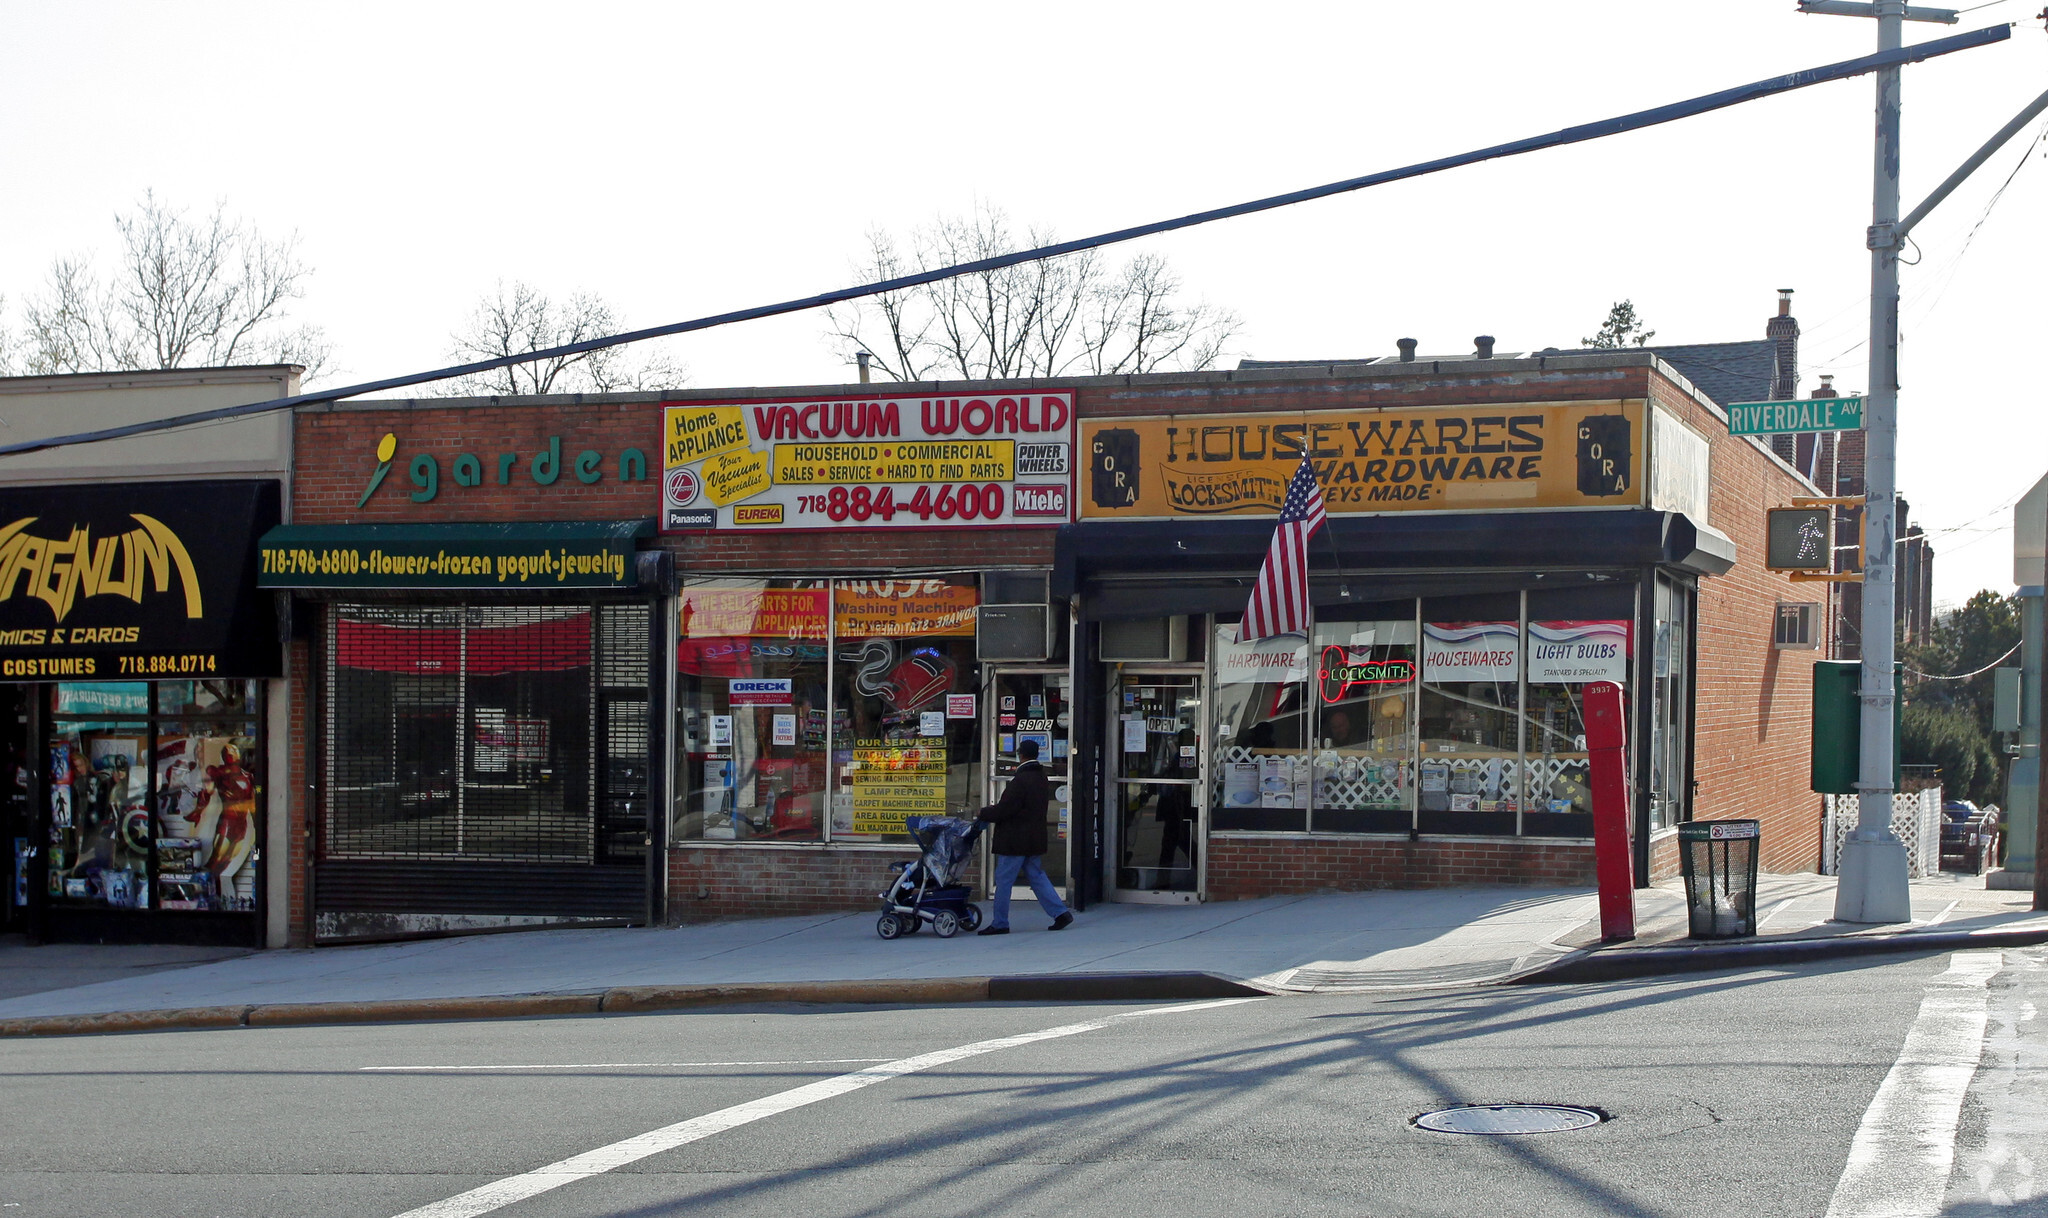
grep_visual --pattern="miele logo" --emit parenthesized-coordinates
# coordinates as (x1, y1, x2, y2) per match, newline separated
(1012, 484, 1069, 517)
(0, 515, 202, 624)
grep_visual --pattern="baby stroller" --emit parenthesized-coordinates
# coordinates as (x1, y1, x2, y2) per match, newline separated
(876, 815, 985, 939)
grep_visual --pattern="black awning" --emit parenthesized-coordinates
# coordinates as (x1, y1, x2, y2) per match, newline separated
(1055, 509, 1733, 610)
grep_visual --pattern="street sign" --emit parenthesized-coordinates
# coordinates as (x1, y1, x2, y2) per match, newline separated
(1766, 506, 1834, 571)
(1726, 396, 1865, 436)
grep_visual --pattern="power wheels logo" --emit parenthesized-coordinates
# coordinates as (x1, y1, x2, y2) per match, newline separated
(358, 433, 399, 507)
(664, 466, 701, 508)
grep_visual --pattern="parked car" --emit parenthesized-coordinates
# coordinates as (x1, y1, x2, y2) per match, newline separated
(1939, 800, 2001, 873)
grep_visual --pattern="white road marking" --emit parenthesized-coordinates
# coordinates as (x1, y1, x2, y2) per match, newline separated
(1754, 897, 1798, 930)
(1824, 951, 2003, 1218)
(1924, 900, 1961, 927)
(361, 1060, 891, 1071)
(390, 996, 1264, 1218)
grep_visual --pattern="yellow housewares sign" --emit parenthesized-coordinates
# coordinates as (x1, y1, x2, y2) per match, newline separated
(1079, 399, 1644, 519)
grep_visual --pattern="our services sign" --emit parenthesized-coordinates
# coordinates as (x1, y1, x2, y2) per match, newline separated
(1080, 399, 1643, 520)
(661, 392, 1075, 532)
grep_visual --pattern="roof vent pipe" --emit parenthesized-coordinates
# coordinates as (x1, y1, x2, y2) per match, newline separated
(1396, 338, 1418, 362)
(1473, 335, 1496, 359)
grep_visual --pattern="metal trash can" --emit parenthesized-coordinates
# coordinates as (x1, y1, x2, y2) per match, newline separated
(1678, 819, 1761, 938)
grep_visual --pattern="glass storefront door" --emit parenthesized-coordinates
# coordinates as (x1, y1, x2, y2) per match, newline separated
(986, 669, 1072, 894)
(1109, 669, 1204, 901)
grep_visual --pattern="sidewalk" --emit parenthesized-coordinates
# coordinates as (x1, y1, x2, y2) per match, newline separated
(2, 872, 2044, 1034)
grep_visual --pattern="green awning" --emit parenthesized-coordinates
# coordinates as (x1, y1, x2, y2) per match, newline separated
(258, 520, 655, 590)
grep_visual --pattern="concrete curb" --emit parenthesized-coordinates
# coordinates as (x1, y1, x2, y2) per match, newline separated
(1514, 924, 2048, 985)
(0, 971, 1268, 1039)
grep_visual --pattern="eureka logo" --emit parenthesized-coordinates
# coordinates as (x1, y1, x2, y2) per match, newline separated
(359, 433, 652, 504)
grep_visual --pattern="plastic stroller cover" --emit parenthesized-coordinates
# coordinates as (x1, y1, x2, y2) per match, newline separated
(903, 815, 981, 887)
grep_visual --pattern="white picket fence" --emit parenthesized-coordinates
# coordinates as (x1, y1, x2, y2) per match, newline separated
(1821, 788, 1941, 878)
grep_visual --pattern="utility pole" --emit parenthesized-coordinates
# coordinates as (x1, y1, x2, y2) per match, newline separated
(1799, 0, 1950, 922)
(1798, 0, 2046, 919)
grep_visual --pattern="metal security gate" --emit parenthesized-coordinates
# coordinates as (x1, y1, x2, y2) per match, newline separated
(316, 602, 653, 936)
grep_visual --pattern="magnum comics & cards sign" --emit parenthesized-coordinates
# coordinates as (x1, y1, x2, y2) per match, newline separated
(1080, 400, 1643, 519)
(0, 481, 281, 678)
(661, 392, 1074, 532)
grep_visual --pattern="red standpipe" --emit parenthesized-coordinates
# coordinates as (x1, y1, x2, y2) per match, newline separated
(1582, 679, 1635, 942)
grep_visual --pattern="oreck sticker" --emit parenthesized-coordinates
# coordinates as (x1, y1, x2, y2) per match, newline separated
(702, 448, 771, 506)
(664, 404, 751, 465)
(1078, 399, 1645, 519)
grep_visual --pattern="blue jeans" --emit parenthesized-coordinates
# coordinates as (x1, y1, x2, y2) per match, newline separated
(990, 854, 1068, 929)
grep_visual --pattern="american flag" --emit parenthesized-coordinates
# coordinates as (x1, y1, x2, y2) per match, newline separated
(1236, 452, 1327, 643)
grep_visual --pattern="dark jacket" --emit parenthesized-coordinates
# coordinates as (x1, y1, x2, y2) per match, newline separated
(978, 761, 1050, 857)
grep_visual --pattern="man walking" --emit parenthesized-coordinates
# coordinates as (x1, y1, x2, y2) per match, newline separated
(976, 738, 1072, 935)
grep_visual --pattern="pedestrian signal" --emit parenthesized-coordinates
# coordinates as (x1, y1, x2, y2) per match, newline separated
(1766, 506, 1833, 572)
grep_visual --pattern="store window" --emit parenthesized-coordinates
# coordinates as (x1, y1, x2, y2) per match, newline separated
(669, 576, 986, 846)
(1211, 621, 1311, 832)
(673, 580, 828, 842)
(1649, 576, 1692, 832)
(46, 680, 261, 913)
(1419, 595, 1524, 836)
(327, 603, 649, 863)
(831, 578, 981, 845)
(1310, 607, 1417, 833)
(1523, 586, 1636, 838)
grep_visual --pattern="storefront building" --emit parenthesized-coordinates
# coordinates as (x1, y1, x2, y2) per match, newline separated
(0, 368, 299, 946)
(278, 346, 1826, 941)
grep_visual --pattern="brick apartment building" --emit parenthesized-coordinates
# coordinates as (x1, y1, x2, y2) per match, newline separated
(249, 315, 1839, 943)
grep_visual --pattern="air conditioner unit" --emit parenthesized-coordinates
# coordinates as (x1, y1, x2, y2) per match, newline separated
(1099, 616, 1187, 663)
(1773, 602, 1820, 650)
(978, 604, 1054, 662)
(978, 572, 1055, 662)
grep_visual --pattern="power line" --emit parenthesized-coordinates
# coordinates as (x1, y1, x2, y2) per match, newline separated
(0, 24, 2013, 460)
(1904, 638, 2022, 680)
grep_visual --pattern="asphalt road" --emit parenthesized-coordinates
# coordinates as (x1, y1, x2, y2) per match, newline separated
(2, 948, 2042, 1217)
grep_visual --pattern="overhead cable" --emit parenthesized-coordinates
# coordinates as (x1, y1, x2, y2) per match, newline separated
(0, 23, 2013, 460)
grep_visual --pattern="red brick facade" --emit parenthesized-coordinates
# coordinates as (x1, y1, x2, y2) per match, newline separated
(1649, 378, 1826, 877)
(1208, 835, 1596, 901)
(285, 355, 1825, 935)
(667, 845, 979, 923)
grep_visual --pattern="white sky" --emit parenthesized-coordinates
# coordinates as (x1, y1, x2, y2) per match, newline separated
(2, 0, 2043, 605)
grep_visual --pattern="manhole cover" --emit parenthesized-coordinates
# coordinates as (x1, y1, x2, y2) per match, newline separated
(1414, 1104, 1604, 1135)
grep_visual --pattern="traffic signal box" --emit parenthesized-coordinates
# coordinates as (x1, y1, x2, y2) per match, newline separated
(1811, 660, 1902, 794)
(1767, 496, 1865, 582)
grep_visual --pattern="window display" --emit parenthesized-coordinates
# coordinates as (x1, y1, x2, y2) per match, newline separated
(1420, 600, 1523, 836)
(833, 579, 981, 844)
(44, 681, 261, 913)
(673, 580, 828, 842)
(1523, 589, 1634, 837)
(1310, 613, 1417, 833)
(671, 576, 985, 846)
(1210, 625, 1309, 832)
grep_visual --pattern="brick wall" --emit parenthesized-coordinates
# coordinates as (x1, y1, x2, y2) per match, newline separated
(667, 844, 985, 923)
(1207, 836, 1596, 901)
(1650, 379, 1826, 877)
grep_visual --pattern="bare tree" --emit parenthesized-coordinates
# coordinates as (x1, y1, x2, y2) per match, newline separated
(20, 191, 332, 379)
(443, 281, 687, 396)
(0, 294, 15, 375)
(825, 205, 1239, 381)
